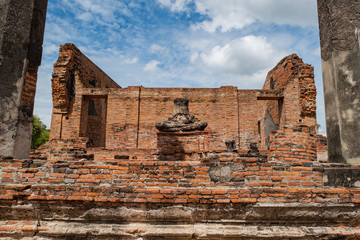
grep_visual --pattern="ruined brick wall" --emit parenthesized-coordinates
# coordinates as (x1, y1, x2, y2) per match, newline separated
(269, 125, 317, 164)
(0, 154, 328, 201)
(94, 86, 262, 151)
(49, 45, 318, 155)
(52, 81, 262, 152)
(1, 144, 359, 239)
(259, 54, 316, 149)
(50, 43, 120, 140)
(0, 44, 356, 238)
(238, 90, 259, 149)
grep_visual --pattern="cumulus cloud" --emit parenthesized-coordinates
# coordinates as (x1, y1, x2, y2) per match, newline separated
(200, 35, 287, 75)
(193, 1, 253, 32)
(158, 0, 317, 32)
(144, 60, 161, 72)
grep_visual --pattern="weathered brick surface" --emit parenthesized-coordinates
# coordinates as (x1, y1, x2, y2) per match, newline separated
(103, 86, 256, 151)
(2, 45, 348, 239)
(50, 43, 120, 141)
(21, 67, 38, 108)
(1, 156, 358, 204)
(269, 125, 317, 163)
(259, 54, 317, 150)
(0, 126, 351, 207)
(48, 46, 319, 154)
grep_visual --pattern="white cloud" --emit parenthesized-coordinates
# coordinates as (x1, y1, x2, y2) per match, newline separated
(159, 0, 318, 32)
(157, 0, 191, 12)
(45, 20, 73, 43)
(150, 44, 168, 54)
(200, 35, 287, 75)
(245, 0, 317, 27)
(78, 12, 93, 22)
(122, 57, 138, 64)
(43, 43, 59, 55)
(144, 60, 161, 72)
(63, 0, 129, 25)
(192, 1, 253, 32)
(190, 52, 199, 63)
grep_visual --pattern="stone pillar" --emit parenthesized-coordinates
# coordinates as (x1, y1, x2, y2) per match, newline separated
(0, 0, 48, 159)
(318, 0, 360, 164)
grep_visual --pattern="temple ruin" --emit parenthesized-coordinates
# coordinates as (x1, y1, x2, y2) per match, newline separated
(1, 0, 360, 239)
(47, 44, 318, 155)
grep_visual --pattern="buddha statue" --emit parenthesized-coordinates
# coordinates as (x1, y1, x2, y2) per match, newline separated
(155, 98, 208, 132)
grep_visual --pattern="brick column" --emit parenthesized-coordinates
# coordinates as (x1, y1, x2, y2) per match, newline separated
(318, 0, 360, 164)
(0, 0, 47, 159)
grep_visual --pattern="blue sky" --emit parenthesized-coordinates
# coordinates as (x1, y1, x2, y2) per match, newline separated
(35, 0, 325, 134)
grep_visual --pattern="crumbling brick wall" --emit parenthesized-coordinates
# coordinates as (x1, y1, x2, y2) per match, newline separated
(259, 54, 317, 149)
(48, 45, 319, 155)
(1, 141, 359, 239)
(269, 125, 317, 164)
(105, 86, 260, 151)
(2, 44, 357, 239)
(50, 44, 120, 143)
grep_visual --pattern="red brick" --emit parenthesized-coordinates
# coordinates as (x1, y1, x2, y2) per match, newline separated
(146, 188, 160, 193)
(76, 179, 100, 183)
(152, 194, 164, 199)
(199, 189, 211, 194)
(231, 198, 257, 203)
(212, 188, 227, 194)
(0, 196, 14, 200)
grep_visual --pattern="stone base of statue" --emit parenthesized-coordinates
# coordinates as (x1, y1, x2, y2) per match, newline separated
(156, 131, 209, 161)
(155, 98, 209, 160)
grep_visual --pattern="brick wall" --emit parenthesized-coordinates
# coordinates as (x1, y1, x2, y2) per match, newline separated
(1, 125, 358, 239)
(269, 125, 317, 164)
(48, 46, 318, 156)
(0, 43, 355, 239)
(47, 45, 321, 161)
(50, 43, 120, 140)
(259, 54, 317, 149)
(21, 66, 38, 109)
(105, 86, 256, 151)
(1, 152, 357, 204)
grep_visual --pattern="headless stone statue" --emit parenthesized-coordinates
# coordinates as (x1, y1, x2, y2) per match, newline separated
(155, 98, 208, 132)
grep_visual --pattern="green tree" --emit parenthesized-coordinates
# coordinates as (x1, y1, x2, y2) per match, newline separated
(31, 115, 49, 149)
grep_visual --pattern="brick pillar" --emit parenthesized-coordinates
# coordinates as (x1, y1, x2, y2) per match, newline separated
(0, 0, 47, 159)
(269, 125, 317, 163)
(318, 0, 360, 164)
